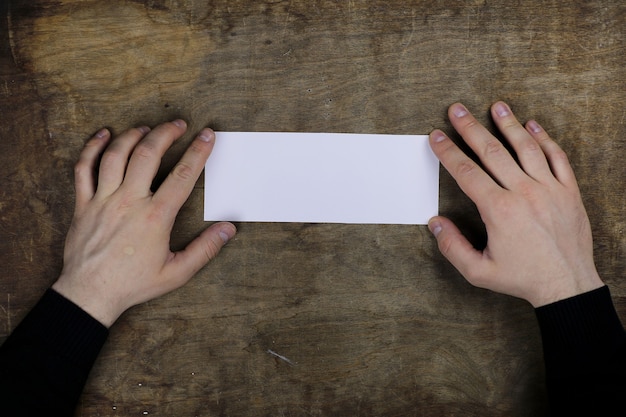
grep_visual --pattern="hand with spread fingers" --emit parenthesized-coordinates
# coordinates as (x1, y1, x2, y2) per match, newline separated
(428, 102, 604, 307)
(51, 121, 237, 327)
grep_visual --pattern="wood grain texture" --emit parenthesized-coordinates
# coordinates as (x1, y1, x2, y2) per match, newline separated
(1, 0, 624, 416)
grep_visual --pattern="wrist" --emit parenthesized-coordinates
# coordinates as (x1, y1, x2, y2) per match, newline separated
(529, 270, 604, 307)
(52, 276, 123, 328)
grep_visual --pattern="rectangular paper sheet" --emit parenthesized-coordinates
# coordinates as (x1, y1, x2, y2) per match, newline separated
(204, 132, 439, 224)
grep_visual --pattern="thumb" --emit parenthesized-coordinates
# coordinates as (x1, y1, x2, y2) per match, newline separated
(428, 216, 486, 284)
(165, 222, 237, 286)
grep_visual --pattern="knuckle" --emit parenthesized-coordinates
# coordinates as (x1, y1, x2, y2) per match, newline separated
(490, 193, 515, 215)
(519, 138, 541, 153)
(133, 142, 158, 160)
(500, 118, 524, 133)
(484, 139, 504, 157)
(500, 119, 518, 129)
(463, 118, 480, 130)
(455, 160, 477, 177)
(98, 148, 122, 169)
(147, 201, 170, 223)
(517, 181, 537, 200)
(188, 140, 205, 154)
(171, 161, 196, 182)
(74, 159, 90, 177)
(551, 148, 569, 163)
(202, 238, 221, 261)
(534, 132, 551, 143)
(522, 139, 540, 153)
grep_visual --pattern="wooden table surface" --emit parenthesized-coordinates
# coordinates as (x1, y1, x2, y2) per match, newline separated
(1, 1, 624, 416)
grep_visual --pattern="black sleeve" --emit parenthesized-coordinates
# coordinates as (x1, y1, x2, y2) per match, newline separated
(535, 285, 626, 416)
(0, 289, 108, 417)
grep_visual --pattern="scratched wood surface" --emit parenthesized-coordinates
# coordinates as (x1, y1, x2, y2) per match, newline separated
(1, 1, 624, 416)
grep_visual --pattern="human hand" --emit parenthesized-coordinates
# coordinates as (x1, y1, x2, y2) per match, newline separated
(52, 121, 236, 327)
(428, 102, 603, 307)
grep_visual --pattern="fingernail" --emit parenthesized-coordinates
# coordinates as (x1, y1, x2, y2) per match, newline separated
(452, 104, 468, 118)
(527, 120, 542, 134)
(219, 226, 236, 244)
(494, 102, 510, 117)
(432, 131, 447, 143)
(172, 119, 187, 128)
(95, 128, 109, 139)
(429, 220, 443, 237)
(137, 126, 151, 134)
(198, 129, 214, 143)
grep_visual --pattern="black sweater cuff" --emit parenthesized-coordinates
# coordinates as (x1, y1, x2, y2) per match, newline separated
(535, 285, 626, 376)
(3, 289, 108, 366)
(0, 289, 109, 416)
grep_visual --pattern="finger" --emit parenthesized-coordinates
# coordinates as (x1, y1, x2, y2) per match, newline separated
(153, 129, 216, 217)
(429, 130, 502, 207)
(428, 216, 492, 286)
(95, 126, 151, 197)
(163, 222, 237, 288)
(448, 103, 527, 190)
(490, 102, 554, 183)
(74, 129, 112, 210)
(123, 120, 187, 194)
(525, 120, 578, 189)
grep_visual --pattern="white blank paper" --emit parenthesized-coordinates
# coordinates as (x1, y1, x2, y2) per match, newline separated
(204, 132, 439, 224)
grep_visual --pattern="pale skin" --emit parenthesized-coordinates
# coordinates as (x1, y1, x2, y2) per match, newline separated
(53, 101, 604, 329)
(52, 120, 236, 328)
(427, 101, 604, 307)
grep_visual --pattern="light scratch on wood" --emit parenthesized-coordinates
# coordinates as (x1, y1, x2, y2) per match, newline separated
(402, 9, 417, 53)
(6, 2, 20, 68)
(267, 349, 297, 366)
